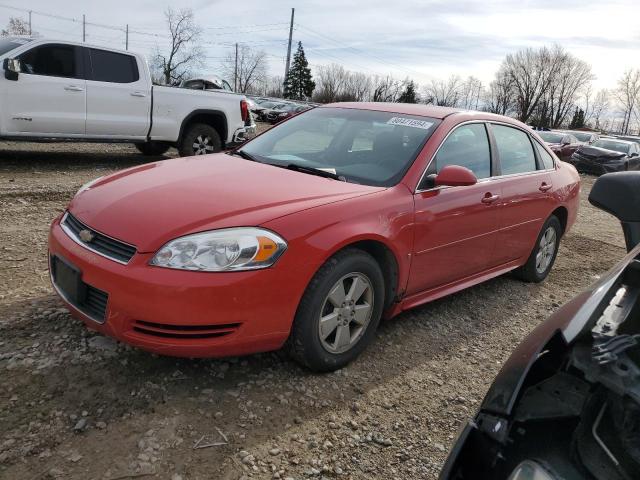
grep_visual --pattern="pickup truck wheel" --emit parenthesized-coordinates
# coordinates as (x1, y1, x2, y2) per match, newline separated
(179, 124, 222, 157)
(135, 142, 170, 156)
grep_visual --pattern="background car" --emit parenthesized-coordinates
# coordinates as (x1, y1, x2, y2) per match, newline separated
(181, 75, 234, 92)
(571, 138, 640, 174)
(562, 130, 599, 145)
(538, 131, 581, 161)
(440, 171, 640, 480)
(48, 103, 580, 372)
(266, 103, 311, 124)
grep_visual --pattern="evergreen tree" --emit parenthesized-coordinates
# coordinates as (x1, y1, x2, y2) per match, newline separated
(569, 107, 586, 129)
(398, 81, 418, 103)
(283, 42, 315, 100)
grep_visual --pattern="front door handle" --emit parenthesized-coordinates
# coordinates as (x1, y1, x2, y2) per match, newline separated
(539, 182, 553, 192)
(481, 193, 500, 204)
(64, 85, 84, 92)
(130, 92, 146, 97)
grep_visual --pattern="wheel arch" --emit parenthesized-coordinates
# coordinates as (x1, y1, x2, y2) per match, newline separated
(550, 205, 569, 235)
(322, 236, 402, 312)
(178, 110, 228, 146)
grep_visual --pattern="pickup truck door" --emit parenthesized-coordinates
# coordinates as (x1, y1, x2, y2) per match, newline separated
(3, 43, 86, 135)
(84, 48, 150, 139)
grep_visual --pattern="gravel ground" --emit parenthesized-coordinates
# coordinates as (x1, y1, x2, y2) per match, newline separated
(0, 136, 626, 480)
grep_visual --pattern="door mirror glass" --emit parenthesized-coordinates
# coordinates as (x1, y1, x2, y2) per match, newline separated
(589, 172, 640, 251)
(435, 165, 478, 187)
(3, 58, 20, 80)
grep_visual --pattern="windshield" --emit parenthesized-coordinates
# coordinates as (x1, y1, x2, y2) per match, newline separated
(0, 37, 32, 56)
(239, 107, 440, 187)
(593, 140, 630, 154)
(570, 132, 592, 142)
(539, 132, 564, 144)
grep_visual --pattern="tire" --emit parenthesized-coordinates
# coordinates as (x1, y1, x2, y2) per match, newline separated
(135, 141, 170, 156)
(178, 123, 222, 157)
(514, 215, 562, 283)
(288, 248, 385, 372)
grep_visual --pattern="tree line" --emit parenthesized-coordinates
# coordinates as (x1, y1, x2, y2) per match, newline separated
(2, 11, 639, 134)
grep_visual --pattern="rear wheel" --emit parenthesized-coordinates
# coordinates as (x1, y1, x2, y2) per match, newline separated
(288, 249, 385, 372)
(135, 141, 170, 156)
(514, 215, 562, 283)
(179, 123, 222, 157)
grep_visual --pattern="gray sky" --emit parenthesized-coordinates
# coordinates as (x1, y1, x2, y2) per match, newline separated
(1, 0, 639, 90)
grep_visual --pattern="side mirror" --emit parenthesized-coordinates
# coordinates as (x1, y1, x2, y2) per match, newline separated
(3, 58, 20, 81)
(630, 152, 639, 158)
(589, 172, 640, 251)
(434, 165, 478, 187)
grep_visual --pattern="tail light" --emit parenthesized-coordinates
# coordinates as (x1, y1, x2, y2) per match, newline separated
(240, 99, 249, 123)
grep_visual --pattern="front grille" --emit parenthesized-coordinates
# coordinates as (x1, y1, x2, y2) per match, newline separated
(132, 320, 240, 339)
(82, 285, 109, 321)
(63, 213, 136, 264)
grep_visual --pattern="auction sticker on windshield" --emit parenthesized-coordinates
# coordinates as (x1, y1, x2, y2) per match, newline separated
(386, 117, 434, 130)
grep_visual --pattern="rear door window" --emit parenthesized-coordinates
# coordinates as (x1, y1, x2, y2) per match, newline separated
(534, 141, 555, 170)
(19, 44, 80, 79)
(433, 123, 491, 179)
(492, 124, 537, 175)
(88, 48, 139, 83)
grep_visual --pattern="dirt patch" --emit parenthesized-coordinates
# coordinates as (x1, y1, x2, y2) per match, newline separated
(0, 140, 625, 480)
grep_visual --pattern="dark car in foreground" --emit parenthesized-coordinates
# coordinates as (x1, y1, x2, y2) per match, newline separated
(571, 139, 640, 174)
(441, 171, 640, 480)
(538, 131, 581, 162)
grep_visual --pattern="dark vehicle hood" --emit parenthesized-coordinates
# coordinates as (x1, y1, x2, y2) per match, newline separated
(480, 243, 640, 416)
(68, 154, 382, 252)
(576, 145, 627, 160)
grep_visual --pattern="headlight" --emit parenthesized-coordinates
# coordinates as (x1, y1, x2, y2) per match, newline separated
(150, 228, 287, 272)
(77, 176, 104, 195)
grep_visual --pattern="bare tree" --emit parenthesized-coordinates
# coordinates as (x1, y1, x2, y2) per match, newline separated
(484, 71, 514, 115)
(313, 64, 350, 103)
(589, 89, 610, 130)
(221, 44, 268, 94)
(459, 76, 483, 110)
(615, 69, 640, 135)
(151, 8, 203, 86)
(1, 17, 30, 36)
(372, 75, 405, 102)
(424, 75, 462, 107)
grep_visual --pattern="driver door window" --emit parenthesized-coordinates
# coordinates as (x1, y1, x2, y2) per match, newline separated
(433, 123, 491, 179)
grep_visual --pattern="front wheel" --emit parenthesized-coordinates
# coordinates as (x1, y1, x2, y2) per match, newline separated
(287, 249, 385, 372)
(179, 123, 222, 157)
(514, 215, 562, 283)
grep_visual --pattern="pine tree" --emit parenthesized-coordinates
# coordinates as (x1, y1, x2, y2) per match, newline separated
(569, 107, 586, 129)
(283, 42, 315, 100)
(398, 81, 418, 103)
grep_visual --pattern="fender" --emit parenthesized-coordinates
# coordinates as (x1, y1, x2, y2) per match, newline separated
(177, 109, 228, 144)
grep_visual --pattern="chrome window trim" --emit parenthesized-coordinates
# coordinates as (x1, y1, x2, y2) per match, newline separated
(59, 212, 134, 265)
(415, 119, 555, 194)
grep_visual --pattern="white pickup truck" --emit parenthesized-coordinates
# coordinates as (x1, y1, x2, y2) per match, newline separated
(0, 37, 255, 156)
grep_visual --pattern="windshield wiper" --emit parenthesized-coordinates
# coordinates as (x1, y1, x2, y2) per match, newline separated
(283, 164, 344, 181)
(229, 149, 259, 162)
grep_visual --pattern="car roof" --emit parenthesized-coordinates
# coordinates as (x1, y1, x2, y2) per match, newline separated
(323, 102, 463, 119)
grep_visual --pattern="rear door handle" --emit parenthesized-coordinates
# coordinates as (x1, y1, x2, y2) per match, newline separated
(130, 92, 146, 97)
(539, 182, 553, 192)
(481, 193, 500, 204)
(64, 85, 84, 92)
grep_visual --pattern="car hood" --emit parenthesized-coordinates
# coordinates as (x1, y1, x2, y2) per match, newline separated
(68, 154, 382, 252)
(576, 145, 627, 160)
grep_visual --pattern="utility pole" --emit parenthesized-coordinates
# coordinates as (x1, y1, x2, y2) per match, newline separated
(82, 14, 86, 42)
(28, 11, 32, 36)
(284, 8, 295, 85)
(234, 42, 238, 92)
(125, 24, 129, 50)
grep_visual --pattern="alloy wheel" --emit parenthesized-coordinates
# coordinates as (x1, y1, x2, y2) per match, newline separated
(193, 135, 215, 155)
(536, 226, 557, 274)
(318, 273, 374, 354)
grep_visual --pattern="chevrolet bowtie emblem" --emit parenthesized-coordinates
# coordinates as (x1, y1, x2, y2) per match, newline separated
(78, 229, 94, 243)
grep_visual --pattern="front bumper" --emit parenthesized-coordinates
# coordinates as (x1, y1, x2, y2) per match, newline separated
(230, 124, 257, 147)
(48, 214, 301, 358)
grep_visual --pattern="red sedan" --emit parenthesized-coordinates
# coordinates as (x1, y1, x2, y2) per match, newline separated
(48, 103, 580, 371)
